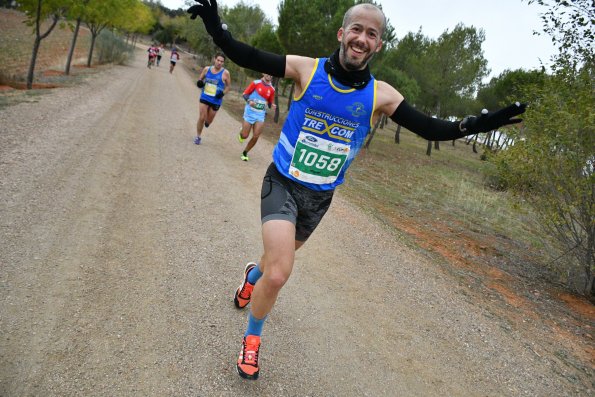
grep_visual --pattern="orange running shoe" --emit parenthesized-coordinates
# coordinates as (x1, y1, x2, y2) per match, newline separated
(237, 335, 261, 380)
(234, 262, 257, 309)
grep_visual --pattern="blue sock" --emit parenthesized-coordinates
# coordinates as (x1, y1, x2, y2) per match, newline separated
(247, 264, 263, 285)
(245, 312, 267, 337)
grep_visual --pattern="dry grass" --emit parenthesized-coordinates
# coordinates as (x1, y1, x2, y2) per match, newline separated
(0, 8, 92, 86)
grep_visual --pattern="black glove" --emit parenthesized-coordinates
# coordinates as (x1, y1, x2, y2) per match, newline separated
(187, 0, 226, 41)
(460, 102, 527, 134)
(196, 79, 205, 88)
(215, 91, 225, 99)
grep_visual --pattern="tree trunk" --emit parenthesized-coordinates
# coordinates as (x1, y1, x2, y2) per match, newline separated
(26, 37, 42, 90)
(495, 131, 507, 151)
(485, 131, 493, 149)
(239, 75, 247, 94)
(394, 124, 401, 144)
(585, 265, 594, 298)
(287, 82, 294, 111)
(65, 18, 82, 76)
(87, 33, 97, 67)
(364, 117, 382, 149)
(426, 103, 440, 156)
(273, 77, 280, 123)
(26, 5, 59, 90)
(472, 134, 479, 153)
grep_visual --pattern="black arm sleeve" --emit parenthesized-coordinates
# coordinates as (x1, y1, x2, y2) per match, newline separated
(390, 100, 467, 141)
(215, 31, 286, 78)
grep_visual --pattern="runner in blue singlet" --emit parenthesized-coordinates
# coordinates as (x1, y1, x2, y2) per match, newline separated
(194, 53, 231, 145)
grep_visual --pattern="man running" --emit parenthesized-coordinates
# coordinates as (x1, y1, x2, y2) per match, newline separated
(194, 53, 231, 145)
(238, 73, 276, 161)
(147, 45, 157, 68)
(156, 44, 164, 66)
(169, 47, 180, 74)
(188, 0, 526, 380)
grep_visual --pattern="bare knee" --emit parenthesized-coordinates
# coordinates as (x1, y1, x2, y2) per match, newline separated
(263, 265, 292, 291)
(266, 273, 289, 290)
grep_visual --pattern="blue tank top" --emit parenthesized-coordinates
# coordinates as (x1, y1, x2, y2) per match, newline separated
(272, 58, 376, 191)
(200, 66, 226, 106)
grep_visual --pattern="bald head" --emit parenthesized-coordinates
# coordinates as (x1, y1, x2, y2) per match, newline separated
(342, 3, 387, 37)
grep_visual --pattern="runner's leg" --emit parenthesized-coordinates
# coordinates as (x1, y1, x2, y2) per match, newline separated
(243, 121, 264, 155)
(239, 120, 252, 140)
(250, 220, 298, 319)
(205, 106, 218, 125)
(196, 102, 209, 137)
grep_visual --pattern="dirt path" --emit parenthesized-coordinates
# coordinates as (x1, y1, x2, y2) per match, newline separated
(0, 51, 592, 396)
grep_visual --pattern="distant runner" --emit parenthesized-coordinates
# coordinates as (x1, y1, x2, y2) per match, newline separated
(147, 45, 157, 68)
(169, 47, 180, 74)
(156, 44, 164, 66)
(237, 73, 276, 161)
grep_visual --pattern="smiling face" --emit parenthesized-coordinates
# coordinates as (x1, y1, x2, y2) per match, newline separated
(262, 74, 273, 84)
(337, 4, 385, 71)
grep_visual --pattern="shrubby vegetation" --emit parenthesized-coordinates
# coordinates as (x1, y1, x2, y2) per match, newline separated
(96, 29, 134, 65)
(493, 0, 594, 296)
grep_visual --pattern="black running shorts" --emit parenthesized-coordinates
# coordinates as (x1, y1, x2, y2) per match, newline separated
(199, 98, 220, 111)
(261, 163, 334, 242)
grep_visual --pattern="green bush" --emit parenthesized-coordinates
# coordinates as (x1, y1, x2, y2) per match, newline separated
(492, 69, 594, 296)
(96, 30, 133, 65)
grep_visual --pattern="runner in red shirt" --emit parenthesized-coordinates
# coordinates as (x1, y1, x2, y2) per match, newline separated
(237, 73, 276, 161)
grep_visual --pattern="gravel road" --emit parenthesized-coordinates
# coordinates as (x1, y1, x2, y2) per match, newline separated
(1, 51, 592, 396)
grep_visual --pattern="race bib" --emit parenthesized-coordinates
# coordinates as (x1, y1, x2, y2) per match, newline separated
(251, 99, 266, 112)
(204, 82, 217, 97)
(289, 132, 349, 185)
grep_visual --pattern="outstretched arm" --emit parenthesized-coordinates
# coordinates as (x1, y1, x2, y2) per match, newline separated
(188, 0, 286, 78)
(376, 81, 526, 141)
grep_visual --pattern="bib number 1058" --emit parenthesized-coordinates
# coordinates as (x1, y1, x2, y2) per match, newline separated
(296, 149, 342, 172)
(290, 138, 348, 183)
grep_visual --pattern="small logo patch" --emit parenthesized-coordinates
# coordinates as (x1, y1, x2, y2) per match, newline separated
(346, 102, 367, 117)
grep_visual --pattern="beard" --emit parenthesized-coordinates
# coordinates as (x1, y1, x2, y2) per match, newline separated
(339, 41, 376, 71)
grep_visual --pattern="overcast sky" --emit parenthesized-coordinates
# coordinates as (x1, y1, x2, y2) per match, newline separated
(160, 0, 557, 79)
